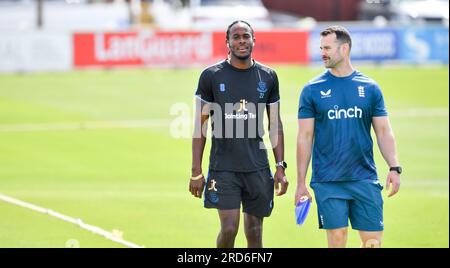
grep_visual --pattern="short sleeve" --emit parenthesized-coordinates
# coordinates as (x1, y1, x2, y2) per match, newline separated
(372, 83, 388, 117)
(298, 84, 315, 119)
(194, 70, 214, 103)
(267, 70, 280, 104)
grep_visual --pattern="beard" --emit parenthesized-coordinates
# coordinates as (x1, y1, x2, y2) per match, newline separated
(230, 45, 253, 60)
(324, 57, 341, 68)
(233, 53, 250, 60)
(323, 52, 344, 68)
(324, 60, 334, 68)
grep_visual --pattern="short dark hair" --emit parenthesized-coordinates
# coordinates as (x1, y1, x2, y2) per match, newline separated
(320, 26, 352, 51)
(226, 20, 254, 41)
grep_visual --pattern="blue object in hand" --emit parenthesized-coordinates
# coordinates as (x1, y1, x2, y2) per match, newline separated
(295, 199, 311, 225)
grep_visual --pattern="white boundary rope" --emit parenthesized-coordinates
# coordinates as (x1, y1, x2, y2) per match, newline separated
(0, 193, 143, 248)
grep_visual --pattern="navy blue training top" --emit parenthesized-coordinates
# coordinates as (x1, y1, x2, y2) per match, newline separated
(196, 60, 280, 172)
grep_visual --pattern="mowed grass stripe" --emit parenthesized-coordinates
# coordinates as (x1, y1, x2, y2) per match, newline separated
(0, 66, 447, 247)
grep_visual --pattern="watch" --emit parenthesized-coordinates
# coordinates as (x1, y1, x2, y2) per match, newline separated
(275, 161, 287, 169)
(389, 166, 402, 174)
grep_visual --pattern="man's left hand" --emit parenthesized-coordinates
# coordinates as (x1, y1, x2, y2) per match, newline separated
(386, 171, 400, 197)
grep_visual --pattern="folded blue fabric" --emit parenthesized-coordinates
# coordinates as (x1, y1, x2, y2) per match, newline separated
(295, 199, 311, 225)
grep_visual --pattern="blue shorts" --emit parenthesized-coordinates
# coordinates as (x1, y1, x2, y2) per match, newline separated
(310, 180, 384, 231)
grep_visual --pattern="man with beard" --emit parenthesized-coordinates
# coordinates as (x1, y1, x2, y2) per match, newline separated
(189, 20, 288, 248)
(295, 26, 401, 248)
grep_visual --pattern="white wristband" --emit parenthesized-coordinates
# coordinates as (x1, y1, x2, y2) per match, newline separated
(191, 174, 204, 181)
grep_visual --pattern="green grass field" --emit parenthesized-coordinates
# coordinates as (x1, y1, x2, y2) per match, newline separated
(0, 65, 448, 248)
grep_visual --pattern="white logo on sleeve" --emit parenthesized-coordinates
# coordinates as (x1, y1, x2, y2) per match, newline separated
(328, 105, 363, 120)
(320, 89, 332, 98)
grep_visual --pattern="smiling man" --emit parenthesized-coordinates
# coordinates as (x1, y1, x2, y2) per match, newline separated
(189, 20, 288, 248)
(295, 26, 402, 248)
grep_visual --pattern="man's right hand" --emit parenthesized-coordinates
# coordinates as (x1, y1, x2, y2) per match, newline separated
(294, 184, 312, 206)
(189, 172, 206, 199)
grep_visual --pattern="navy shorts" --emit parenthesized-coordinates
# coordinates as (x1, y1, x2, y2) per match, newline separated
(204, 168, 274, 218)
(310, 179, 384, 231)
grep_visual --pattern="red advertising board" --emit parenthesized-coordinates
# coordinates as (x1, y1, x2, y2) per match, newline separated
(74, 31, 214, 67)
(213, 31, 309, 64)
(73, 31, 309, 67)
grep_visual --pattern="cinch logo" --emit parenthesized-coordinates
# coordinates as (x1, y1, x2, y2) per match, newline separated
(328, 105, 363, 120)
